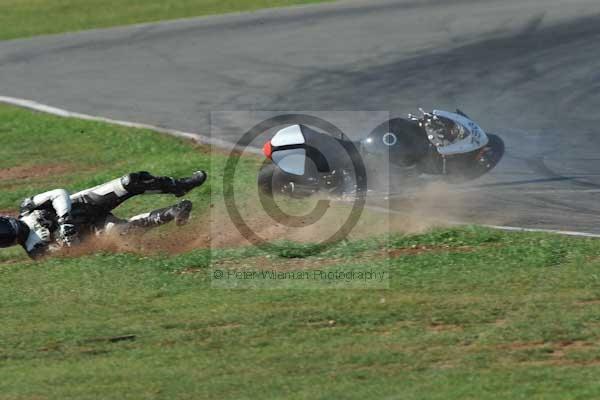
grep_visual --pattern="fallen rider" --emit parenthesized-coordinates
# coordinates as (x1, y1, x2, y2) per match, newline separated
(0, 170, 207, 258)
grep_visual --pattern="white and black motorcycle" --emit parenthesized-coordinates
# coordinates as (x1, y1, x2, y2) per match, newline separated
(258, 109, 504, 197)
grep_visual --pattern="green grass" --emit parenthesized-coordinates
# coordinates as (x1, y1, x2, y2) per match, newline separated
(0, 0, 330, 41)
(2, 104, 600, 398)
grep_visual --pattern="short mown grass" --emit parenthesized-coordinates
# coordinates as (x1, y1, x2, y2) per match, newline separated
(0, 0, 330, 41)
(2, 104, 600, 399)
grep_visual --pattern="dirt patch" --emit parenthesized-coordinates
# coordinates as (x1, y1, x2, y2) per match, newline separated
(49, 234, 143, 259)
(193, 243, 474, 273)
(575, 299, 600, 306)
(306, 320, 337, 328)
(520, 341, 600, 367)
(493, 319, 508, 327)
(388, 244, 475, 257)
(432, 361, 457, 370)
(554, 340, 594, 350)
(498, 340, 597, 366)
(205, 323, 242, 331)
(0, 258, 30, 266)
(0, 209, 18, 217)
(501, 341, 547, 351)
(523, 359, 600, 367)
(0, 164, 72, 180)
(499, 340, 593, 351)
(428, 323, 464, 333)
(181, 250, 382, 275)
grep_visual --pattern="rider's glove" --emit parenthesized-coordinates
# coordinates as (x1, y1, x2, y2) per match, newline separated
(18, 210, 53, 259)
(57, 217, 79, 247)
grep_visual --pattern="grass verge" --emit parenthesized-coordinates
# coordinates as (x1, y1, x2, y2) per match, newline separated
(2, 104, 600, 398)
(0, 0, 330, 41)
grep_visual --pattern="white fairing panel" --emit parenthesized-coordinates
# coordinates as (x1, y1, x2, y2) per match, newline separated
(271, 125, 305, 147)
(272, 148, 306, 176)
(432, 110, 489, 155)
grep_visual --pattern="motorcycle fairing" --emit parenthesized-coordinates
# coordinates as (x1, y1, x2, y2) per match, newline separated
(271, 148, 307, 176)
(271, 125, 305, 147)
(432, 110, 489, 156)
(267, 124, 352, 176)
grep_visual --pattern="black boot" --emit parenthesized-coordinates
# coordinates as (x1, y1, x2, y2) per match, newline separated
(173, 171, 207, 197)
(128, 200, 193, 228)
(121, 171, 207, 197)
(170, 199, 193, 226)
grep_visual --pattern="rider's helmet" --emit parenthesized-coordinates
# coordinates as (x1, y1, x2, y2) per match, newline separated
(0, 216, 29, 248)
(0, 217, 17, 247)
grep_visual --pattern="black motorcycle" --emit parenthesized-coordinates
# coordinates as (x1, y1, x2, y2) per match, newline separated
(258, 109, 504, 197)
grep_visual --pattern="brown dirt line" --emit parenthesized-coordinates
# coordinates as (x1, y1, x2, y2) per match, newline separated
(0, 164, 72, 180)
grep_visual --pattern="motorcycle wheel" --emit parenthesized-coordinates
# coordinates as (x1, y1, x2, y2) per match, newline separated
(257, 163, 278, 197)
(444, 133, 505, 183)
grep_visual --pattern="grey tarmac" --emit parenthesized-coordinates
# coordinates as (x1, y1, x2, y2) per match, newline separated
(1, 0, 600, 232)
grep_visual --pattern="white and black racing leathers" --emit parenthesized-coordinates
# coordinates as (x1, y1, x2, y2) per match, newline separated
(10, 170, 206, 258)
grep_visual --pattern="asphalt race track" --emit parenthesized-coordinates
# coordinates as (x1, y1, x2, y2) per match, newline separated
(1, 0, 600, 232)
